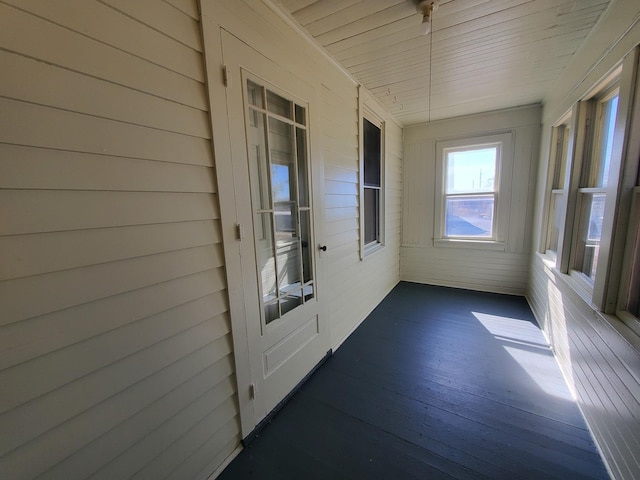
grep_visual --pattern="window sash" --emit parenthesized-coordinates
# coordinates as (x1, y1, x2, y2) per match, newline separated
(546, 189, 566, 257)
(442, 143, 499, 240)
(361, 108, 384, 256)
(571, 189, 606, 282)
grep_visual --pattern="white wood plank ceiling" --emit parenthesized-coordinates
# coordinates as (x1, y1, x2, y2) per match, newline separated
(278, 0, 613, 125)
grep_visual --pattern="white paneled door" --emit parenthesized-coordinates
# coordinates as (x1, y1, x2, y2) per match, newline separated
(222, 31, 329, 424)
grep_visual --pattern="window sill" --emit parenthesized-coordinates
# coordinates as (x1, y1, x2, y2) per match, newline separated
(362, 242, 384, 259)
(433, 239, 505, 251)
(538, 251, 557, 270)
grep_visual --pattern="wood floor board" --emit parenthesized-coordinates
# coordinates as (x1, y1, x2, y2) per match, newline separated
(219, 282, 609, 479)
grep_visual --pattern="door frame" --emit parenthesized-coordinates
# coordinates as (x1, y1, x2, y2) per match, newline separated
(200, 12, 329, 438)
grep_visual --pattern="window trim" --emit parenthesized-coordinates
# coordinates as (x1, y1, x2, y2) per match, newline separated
(359, 104, 385, 259)
(434, 132, 512, 250)
(540, 109, 574, 262)
(562, 82, 622, 299)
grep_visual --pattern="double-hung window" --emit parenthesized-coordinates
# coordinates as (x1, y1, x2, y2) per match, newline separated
(569, 87, 619, 285)
(434, 133, 512, 247)
(544, 117, 572, 258)
(361, 113, 384, 255)
(543, 47, 640, 337)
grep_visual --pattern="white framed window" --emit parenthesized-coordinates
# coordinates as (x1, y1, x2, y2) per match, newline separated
(566, 85, 620, 290)
(360, 111, 385, 256)
(542, 114, 573, 260)
(434, 133, 512, 248)
(545, 47, 640, 335)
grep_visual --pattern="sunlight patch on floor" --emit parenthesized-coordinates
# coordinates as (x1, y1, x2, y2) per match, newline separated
(472, 312, 575, 401)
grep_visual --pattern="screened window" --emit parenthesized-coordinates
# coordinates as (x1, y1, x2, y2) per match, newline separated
(363, 117, 383, 249)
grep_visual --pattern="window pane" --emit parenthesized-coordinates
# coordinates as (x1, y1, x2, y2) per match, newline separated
(547, 191, 565, 254)
(595, 95, 618, 188)
(364, 187, 379, 244)
(267, 89, 292, 119)
(575, 193, 606, 280)
(446, 147, 497, 194)
(552, 125, 571, 189)
(364, 119, 381, 187)
(445, 195, 494, 237)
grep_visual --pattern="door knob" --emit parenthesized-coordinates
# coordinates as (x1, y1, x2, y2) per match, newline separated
(319, 245, 327, 252)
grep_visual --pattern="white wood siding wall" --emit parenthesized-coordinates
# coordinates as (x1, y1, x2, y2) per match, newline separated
(322, 85, 403, 347)
(0, 2, 241, 479)
(401, 106, 541, 295)
(528, 2, 640, 479)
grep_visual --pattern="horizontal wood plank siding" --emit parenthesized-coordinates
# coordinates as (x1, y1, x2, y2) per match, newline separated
(400, 105, 541, 295)
(0, 2, 240, 480)
(322, 83, 403, 347)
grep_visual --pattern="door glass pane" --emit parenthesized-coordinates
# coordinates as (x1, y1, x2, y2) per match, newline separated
(264, 301, 279, 325)
(267, 90, 292, 119)
(296, 127, 309, 207)
(295, 104, 306, 125)
(281, 294, 302, 316)
(256, 212, 277, 300)
(247, 80, 264, 108)
(445, 195, 494, 237)
(304, 283, 314, 302)
(269, 118, 296, 203)
(247, 111, 270, 210)
(276, 237, 302, 295)
(299, 209, 313, 284)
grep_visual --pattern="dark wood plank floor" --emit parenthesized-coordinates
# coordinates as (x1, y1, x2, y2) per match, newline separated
(219, 282, 609, 480)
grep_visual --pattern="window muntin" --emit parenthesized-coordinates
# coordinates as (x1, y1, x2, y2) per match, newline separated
(570, 90, 619, 283)
(443, 144, 499, 239)
(363, 117, 382, 248)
